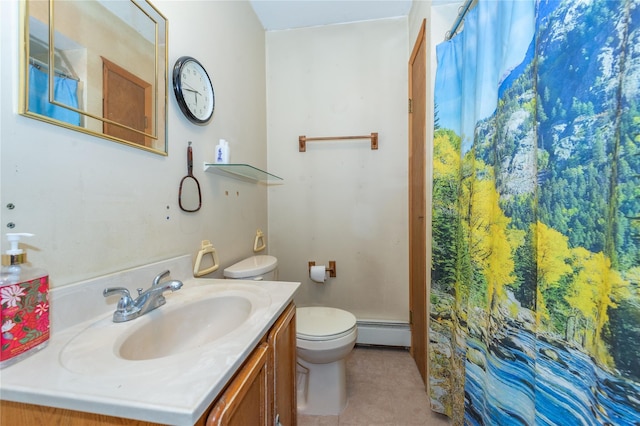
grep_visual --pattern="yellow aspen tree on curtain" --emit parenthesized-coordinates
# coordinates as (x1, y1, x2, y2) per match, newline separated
(433, 129, 461, 179)
(432, 129, 464, 306)
(469, 175, 517, 309)
(536, 221, 573, 327)
(566, 249, 631, 366)
(565, 247, 598, 344)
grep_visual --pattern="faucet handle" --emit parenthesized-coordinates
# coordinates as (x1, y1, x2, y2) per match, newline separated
(103, 287, 134, 311)
(103, 287, 131, 298)
(152, 270, 171, 287)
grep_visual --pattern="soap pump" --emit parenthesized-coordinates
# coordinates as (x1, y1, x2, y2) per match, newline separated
(0, 233, 50, 368)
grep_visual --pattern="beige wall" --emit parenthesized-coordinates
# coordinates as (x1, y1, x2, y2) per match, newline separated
(266, 18, 410, 321)
(1, 0, 462, 312)
(0, 1, 268, 287)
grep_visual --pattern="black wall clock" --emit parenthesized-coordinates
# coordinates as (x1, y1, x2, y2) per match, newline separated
(172, 56, 215, 125)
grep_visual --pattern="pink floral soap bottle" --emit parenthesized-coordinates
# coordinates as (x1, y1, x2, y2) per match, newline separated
(0, 233, 49, 368)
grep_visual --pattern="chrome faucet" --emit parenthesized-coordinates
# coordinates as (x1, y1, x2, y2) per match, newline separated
(103, 270, 183, 322)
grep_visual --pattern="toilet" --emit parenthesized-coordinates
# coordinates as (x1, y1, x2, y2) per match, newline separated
(223, 255, 358, 416)
(296, 306, 357, 415)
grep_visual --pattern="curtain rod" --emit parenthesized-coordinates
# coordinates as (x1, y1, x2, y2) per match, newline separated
(29, 35, 79, 81)
(29, 57, 79, 81)
(445, 0, 475, 41)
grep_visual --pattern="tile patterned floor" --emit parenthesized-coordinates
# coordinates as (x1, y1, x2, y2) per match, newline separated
(298, 346, 451, 426)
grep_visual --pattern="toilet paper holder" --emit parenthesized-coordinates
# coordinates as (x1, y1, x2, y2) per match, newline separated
(308, 261, 336, 277)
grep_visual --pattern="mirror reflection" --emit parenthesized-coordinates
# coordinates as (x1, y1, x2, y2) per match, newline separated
(21, 0, 168, 155)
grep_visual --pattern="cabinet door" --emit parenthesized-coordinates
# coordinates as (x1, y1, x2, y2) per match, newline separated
(268, 303, 297, 426)
(207, 344, 270, 426)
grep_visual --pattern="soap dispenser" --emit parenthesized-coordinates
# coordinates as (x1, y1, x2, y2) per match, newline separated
(0, 233, 49, 368)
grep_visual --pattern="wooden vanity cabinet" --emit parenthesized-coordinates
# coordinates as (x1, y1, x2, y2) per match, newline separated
(205, 343, 270, 426)
(205, 302, 297, 426)
(0, 302, 297, 426)
(268, 302, 297, 426)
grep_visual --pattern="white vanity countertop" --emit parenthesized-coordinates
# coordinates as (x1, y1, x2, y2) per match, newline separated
(0, 255, 300, 425)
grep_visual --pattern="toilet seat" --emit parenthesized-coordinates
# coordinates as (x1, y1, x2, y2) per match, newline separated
(297, 307, 357, 341)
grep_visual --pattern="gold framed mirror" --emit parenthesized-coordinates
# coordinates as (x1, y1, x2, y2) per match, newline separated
(20, 0, 168, 155)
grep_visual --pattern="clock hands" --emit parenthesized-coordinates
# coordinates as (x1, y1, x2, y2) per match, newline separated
(182, 87, 201, 106)
(182, 82, 202, 96)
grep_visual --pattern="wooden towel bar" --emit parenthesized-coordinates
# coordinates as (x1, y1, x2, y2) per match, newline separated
(299, 132, 378, 152)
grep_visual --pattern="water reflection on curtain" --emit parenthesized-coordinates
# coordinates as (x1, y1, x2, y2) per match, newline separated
(430, 0, 640, 424)
(29, 64, 80, 126)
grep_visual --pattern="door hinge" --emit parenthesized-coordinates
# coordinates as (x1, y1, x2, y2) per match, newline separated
(409, 310, 413, 325)
(408, 98, 413, 114)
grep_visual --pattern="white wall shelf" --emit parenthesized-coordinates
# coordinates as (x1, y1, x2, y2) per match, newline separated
(203, 163, 283, 183)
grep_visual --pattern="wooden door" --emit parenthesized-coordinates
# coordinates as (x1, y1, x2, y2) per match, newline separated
(408, 19, 428, 384)
(268, 303, 296, 426)
(207, 344, 270, 426)
(102, 57, 152, 146)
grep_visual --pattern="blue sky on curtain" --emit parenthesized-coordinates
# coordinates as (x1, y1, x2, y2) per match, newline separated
(430, 0, 640, 424)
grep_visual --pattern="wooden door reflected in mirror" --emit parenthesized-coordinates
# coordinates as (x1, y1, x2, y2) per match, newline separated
(103, 57, 152, 147)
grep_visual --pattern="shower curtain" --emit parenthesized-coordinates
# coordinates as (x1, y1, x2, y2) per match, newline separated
(29, 64, 81, 126)
(430, 0, 640, 424)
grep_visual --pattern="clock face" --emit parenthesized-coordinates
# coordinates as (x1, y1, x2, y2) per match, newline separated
(173, 57, 215, 124)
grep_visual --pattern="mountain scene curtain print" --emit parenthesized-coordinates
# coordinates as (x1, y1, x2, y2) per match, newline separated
(430, 0, 640, 424)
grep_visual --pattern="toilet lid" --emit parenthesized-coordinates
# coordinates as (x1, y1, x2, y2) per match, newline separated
(223, 255, 278, 278)
(296, 307, 357, 341)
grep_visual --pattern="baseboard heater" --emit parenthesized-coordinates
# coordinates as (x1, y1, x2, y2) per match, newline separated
(355, 320, 411, 347)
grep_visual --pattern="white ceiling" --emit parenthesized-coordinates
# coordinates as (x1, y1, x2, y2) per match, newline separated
(249, 0, 414, 31)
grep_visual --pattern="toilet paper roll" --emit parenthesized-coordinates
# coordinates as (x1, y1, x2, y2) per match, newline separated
(310, 265, 326, 283)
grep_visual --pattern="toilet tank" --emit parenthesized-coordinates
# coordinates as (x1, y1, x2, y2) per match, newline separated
(223, 255, 278, 281)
